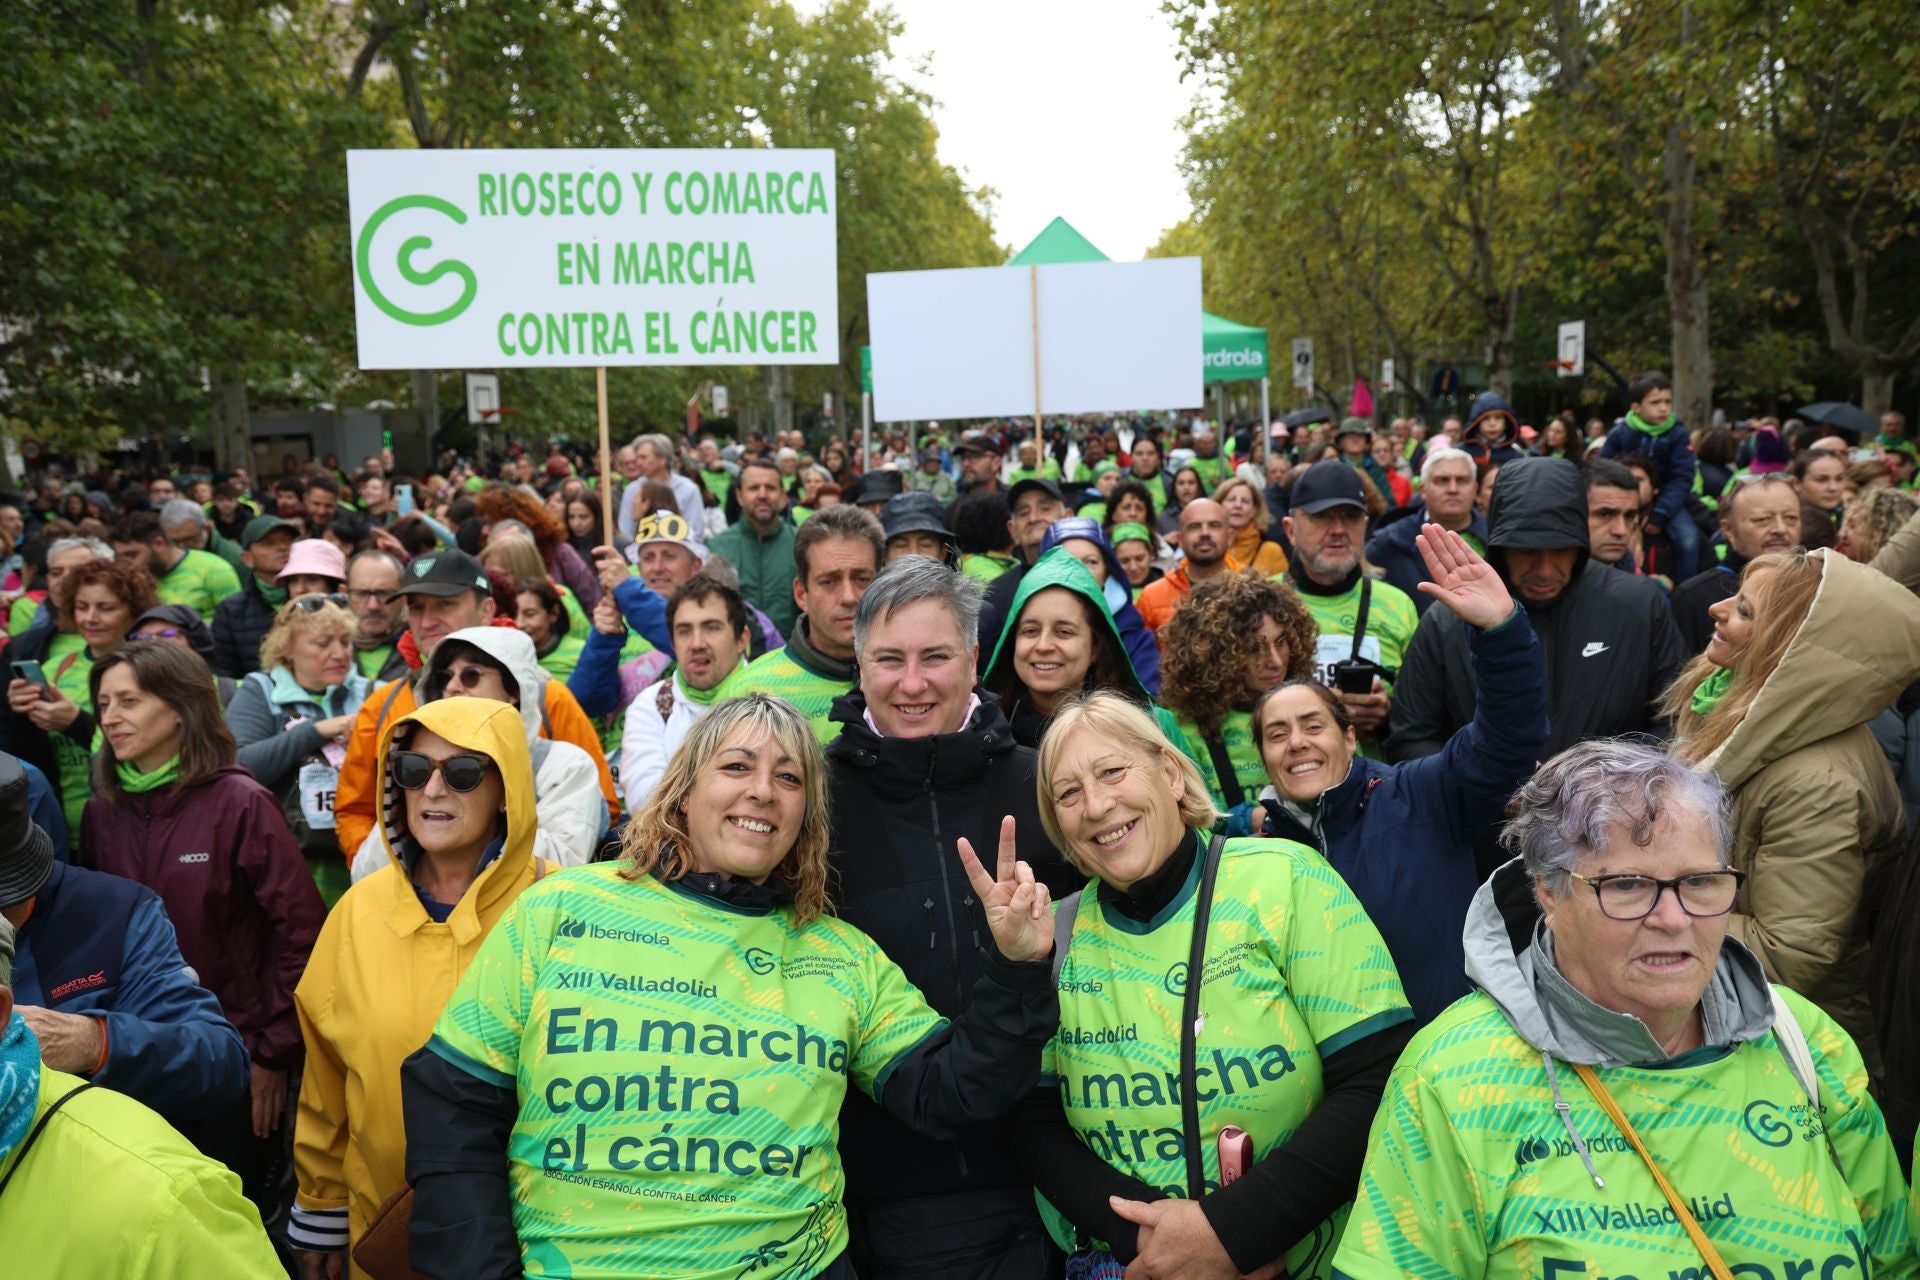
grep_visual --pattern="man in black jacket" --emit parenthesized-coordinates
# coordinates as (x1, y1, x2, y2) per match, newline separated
(209, 515, 299, 677)
(1389, 456, 1688, 765)
(825, 556, 1076, 1280)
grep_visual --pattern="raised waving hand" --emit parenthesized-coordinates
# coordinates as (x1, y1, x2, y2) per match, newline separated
(1415, 523, 1514, 630)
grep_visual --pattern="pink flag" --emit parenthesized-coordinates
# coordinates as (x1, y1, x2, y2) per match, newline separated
(1349, 378, 1374, 419)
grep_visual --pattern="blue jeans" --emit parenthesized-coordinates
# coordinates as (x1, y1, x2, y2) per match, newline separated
(1663, 507, 1701, 582)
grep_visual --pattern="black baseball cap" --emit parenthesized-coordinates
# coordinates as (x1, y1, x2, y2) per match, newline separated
(952, 432, 1002, 456)
(1290, 459, 1369, 514)
(240, 515, 301, 547)
(390, 548, 492, 599)
(1007, 477, 1064, 510)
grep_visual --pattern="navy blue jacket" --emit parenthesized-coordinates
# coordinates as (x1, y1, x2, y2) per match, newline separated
(1365, 505, 1491, 614)
(9, 753, 69, 861)
(1259, 606, 1547, 1022)
(8, 861, 248, 1125)
(1600, 415, 1696, 528)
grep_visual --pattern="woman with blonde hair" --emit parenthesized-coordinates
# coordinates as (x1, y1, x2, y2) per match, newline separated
(226, 594, 374, 904)
(480, 531, 589, 636)
(1213, 474, 1288, 575)
(400, 694, 1061, 1279)
(1012, 691, 1413, 1280)
(1662, 547, 1920, 1071)
(1835, 484, 1918, 563)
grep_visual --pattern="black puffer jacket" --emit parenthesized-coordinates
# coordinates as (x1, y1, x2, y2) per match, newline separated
(210, 575, 279, 677)
(1388, 456, 1688, 763)
(824, 689, 1076, 1208)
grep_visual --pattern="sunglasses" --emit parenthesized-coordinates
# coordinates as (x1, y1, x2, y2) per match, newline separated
(288, 593, 349, 614)
(135, 627, 184, 640)
(440, 665, 496, 692)
(390, 750, 493, 792)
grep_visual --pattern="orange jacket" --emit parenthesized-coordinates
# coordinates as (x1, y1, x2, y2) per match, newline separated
(333, 675, 618, 860)
(1136, 554, 1246, 642)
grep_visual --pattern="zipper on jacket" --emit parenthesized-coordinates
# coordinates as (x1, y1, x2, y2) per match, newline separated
(925, 741, 962, 1007)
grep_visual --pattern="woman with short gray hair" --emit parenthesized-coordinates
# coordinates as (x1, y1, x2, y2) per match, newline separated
(1330, 738, 1915, 1280)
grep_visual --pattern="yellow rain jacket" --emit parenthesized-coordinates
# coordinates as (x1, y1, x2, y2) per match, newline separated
(290, 697, 543, 1269)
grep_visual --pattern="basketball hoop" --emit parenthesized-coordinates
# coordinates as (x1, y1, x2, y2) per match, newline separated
(1537, 360, 1576, 371)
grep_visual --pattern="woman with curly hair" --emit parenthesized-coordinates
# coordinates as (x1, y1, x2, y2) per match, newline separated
(475, 483, 599, 610)
(1835, 484, 1918, 563)
(399, 694, 1059, 1279)
(1157, 571, 1318, 821)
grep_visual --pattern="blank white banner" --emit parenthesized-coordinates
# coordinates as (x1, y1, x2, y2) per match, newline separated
(867, 258, 1202, 421)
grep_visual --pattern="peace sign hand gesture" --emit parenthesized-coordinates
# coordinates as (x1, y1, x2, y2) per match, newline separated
(956, 816, 1054, 963)
(1415, 523, 1514, 630)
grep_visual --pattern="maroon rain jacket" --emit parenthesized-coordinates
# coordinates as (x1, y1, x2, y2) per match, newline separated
(79, 763, 324, 1071)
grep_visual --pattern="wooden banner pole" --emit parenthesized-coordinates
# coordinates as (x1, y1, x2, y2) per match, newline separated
(596, 366, 615, 542)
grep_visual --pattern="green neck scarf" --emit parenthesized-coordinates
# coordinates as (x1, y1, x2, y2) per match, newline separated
(1691, 664, 1736, 717)
(117, 755, 182, 794)
(1624, 409, 1674, 437)
(257, 576, 289, 606)
(676, 668, 725, 706)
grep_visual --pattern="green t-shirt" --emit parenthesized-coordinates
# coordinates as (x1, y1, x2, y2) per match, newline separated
(46, 633, 95, 832)
(155, 547, 243, 621)
(1186, 453, 1231, 493)
(537, 631, 588, 683)
(1042, 837, 1413, 1276)
(355, 644, 395, 679)
(1008, 461, 1063, 487)
(700, 467, 733, 507)
(7, 594, 41, 637)
(427, 866, 949, 1280)
(957, 553, 1018, 585)
(1296, 576, 1417, 690)
(728, 646, 854, 743)
(1329, 986, 1915, 1280)
(1175, 709, 1265, 811)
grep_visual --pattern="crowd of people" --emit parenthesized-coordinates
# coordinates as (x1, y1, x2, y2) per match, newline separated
(1, 389, 1918, 1280)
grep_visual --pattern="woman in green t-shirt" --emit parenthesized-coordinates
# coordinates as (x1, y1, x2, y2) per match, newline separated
(1014, 691, 1414, 1280)
(400, 694, 1059, 1280)
(3, 554, 157, 832)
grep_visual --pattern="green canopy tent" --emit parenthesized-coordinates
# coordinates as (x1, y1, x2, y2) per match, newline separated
(1006, 216, 1268, 425)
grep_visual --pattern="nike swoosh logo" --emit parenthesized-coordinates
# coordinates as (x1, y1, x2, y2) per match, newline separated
(1581, 642, 1610, 657)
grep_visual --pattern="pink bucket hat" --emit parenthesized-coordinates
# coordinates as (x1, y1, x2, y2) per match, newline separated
(279, 538, 347, 584)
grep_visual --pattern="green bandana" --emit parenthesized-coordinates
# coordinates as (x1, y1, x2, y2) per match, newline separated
(1691, 664, 1735, 717)
(1625, 409, 1676, 437)
(257, 578, 289, 607)
(1111, 521, 1153, 548)
(117, 755, 182, 794)
(675, 668, 726, 707)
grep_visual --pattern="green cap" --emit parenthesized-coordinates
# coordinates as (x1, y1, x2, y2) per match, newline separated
(1110, 522, 1153, 547)
(1092, 460, 1120, 477)
(240, 515, 300, 547)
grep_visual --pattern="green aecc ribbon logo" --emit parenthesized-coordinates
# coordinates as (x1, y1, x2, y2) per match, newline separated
(356, 194, 478, 326)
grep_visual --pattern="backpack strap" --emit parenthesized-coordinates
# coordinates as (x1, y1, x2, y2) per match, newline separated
(1350, 575, 1372, 661)
(1201, 734, 1245, 808)
(1049, 891, 1082, 982)
(374, 677, 407, 733)
(1179, 833, 1227, 1199)
(0, 1082, 94, 1200)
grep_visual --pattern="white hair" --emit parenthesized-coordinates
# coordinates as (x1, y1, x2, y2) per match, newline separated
(1420, 447, 1476, 487)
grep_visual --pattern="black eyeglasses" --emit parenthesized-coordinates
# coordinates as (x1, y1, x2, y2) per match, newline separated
(1569, 870, 1747, 921)
(390, 750, 493, 792)
(288, 593, 349, 614)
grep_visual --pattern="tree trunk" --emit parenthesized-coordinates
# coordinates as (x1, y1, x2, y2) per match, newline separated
(768, 366, 793, 436)
(1484, 289, 1516, 399)
(399, 369, 438, 476)
(1863, 371, 1896, 418)
(1662, 27, 1712, 433)
(208, 366, 251, 469)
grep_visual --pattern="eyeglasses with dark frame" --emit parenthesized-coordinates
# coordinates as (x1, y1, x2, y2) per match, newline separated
(1569, 869, 1747, 921)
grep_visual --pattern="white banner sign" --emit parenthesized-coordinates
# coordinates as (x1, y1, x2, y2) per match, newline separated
(347, 149, 839, 370)
(866, 258, 1202, 421)
(1291, 338, 1314, 391)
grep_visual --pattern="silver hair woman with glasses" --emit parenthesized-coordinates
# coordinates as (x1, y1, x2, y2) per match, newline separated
(1330, 739, 1916, 1280)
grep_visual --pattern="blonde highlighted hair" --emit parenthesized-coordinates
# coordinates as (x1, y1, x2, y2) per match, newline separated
(1664, 551, 1823, 765)
(619, 694, 833, 924)
(1036, 690, 1217, 875)
(258, 596, 356, 674)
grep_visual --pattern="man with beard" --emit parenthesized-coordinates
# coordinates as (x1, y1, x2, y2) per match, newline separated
(1668, 473, 1804, 653)
(708, 457, 798, 635)
(1390, 456, 1687, 766)
(1284, 460, 1418, 748)
(1136, 497, 1240, 636)
(344, 549, 409, 681)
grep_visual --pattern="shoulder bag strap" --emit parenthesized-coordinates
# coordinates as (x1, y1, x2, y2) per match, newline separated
(1180, 833, 1228, 1199)
(1049, 890, 1081, 982)
(1767, 987, 1844, 1176)
(375, 677, 407, 733)
(0, 1082, 94, 1199)
(1350, 575, 1372, 661)
(1571, 1063, 1734, 1280)
(1201, 734, 1245, 809)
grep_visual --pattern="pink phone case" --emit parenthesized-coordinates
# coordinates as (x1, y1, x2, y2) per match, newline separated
(1218, 1125, 1252, 1185)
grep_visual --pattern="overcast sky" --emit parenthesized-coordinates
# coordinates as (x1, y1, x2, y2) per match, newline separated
(819, 0, 1202, 260)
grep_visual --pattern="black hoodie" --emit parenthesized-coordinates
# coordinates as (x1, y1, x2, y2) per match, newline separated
(1387, 457, 1688, 763)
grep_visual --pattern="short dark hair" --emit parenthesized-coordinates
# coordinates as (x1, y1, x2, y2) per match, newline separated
(110, 511, 165, 546)
(737, 457, 782, 486)
(1583, 458, 1639, 496)
(667, 574, 749, 638)
(1615, 452, 1657, 483)
(514, 577, 568, 637)
(950, 491, 1012, 555)
(793, 504, 882, 581)
(1627, 371, 1672, 405)
(303, 474, 339, 497)
(89, 642, 235, 803)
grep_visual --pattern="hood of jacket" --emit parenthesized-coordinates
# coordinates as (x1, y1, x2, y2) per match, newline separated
(1485, 456, 1590, 586)
(1468, 391, 1519, 450)
(1702, 548, 1920, 790)
(983, 547, 1152, 702)
(374, 696, 538, 932)
(1462, 858, 1776, 1067)
(418, 625, 548, 750)
(1037, 519, 1133, 614)
(133, 604, 219, 668)
(825, 688, 1020, 797)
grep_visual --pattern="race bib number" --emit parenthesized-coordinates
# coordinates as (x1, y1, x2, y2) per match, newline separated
(1314, 633, 1380, 685)
(298, 761, 339, 830)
